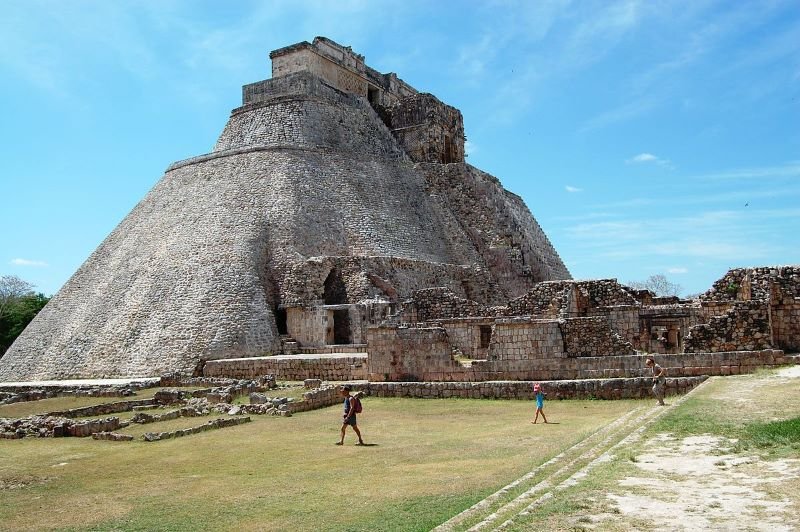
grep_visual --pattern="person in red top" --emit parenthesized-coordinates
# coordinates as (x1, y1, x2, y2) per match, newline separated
(336, 385, 364, 445)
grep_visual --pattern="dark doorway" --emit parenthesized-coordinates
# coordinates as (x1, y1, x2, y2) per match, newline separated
(367, 86, 379, 106)
(480, 325, 492, 349)
(275, 307, 288, 335)
(333, 309, 351, 345)
(324, 269, 347, 305)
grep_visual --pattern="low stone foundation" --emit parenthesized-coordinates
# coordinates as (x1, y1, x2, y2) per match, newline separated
(203, 354, 368, 380)
(47, 399, 156, 418)
(142, 417, 251, 442)
(368, 349, 791, 382)
(361, 377, 706, 401)
(0, 382, 153, 405)
(1, 415, 124, 439)
(92, 431, 135, 441)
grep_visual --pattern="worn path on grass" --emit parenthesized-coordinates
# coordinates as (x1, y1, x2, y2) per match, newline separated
(435, 365, 800, 531)
(595, 364, 800, 532)
(434, 378, 705, 532)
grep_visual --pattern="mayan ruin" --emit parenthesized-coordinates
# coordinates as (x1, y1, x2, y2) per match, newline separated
(0, 36, 798, 388)
(2, 23, 800, 530)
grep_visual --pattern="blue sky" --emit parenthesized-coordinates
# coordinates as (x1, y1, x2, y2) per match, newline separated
(1, 0, 798, 297)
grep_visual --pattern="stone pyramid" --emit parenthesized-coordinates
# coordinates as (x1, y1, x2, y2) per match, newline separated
(0, 37, 570, 381)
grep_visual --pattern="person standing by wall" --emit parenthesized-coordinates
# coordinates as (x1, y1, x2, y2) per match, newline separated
(645, 357, 666, 406)
(336, 385, 365, 445)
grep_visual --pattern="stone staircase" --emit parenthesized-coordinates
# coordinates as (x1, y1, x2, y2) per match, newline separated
(432, 378, 711, 531)
(280, 335, 299, 355)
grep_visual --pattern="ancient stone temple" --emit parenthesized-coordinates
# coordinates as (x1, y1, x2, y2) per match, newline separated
(0, 37, 571, 381)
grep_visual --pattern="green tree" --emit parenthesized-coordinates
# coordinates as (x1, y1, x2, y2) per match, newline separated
(0, 275, 50, 356)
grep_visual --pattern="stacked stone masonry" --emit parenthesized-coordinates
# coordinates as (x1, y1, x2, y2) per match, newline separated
(203, 354, 367, 381)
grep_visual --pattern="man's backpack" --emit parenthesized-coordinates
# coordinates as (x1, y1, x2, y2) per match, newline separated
(352, 393, 363, 414)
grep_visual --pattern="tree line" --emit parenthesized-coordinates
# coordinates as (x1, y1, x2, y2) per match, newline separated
(0, 275, 50, 357)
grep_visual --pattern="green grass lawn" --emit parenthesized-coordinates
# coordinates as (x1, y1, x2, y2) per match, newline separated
(0, 396, 638, 531)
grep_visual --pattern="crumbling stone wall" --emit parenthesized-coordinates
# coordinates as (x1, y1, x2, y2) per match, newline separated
(560, 317, 636, 357)
(366, 326, 459, 381)
(280, 257, 490, 307)
(567, 280, 639, 321)
(383, 93, 465, 164)
(507, 281, 572, 318)
(701, 266, 800, 302)
(684, 301, 772, 353)
(403, 287, 489, 323)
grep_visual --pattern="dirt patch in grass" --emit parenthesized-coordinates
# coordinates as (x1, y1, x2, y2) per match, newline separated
(0, 474, 51, 491)
(606, 433, 800, 531)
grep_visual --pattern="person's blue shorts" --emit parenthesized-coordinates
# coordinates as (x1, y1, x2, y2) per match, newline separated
(343, 415, 357, 426)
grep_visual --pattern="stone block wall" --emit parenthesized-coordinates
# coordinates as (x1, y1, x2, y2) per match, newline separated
(269, 39, 370, 98)
(286, 306, 330, 346)
(684, 301, 772, 353)
(363, 377, 706, 401)
(606, 306, 642, 349)
(203, 354, 367, 381)
(215, 85, 405, 159)
(487, 319, 564, 361)
(440, 319, 496, 359)
(366, 326, 460, 381)
(405, 287, 488, 322)
(772, 300, 800, 352)
(287, 385, 343, 413)
(560, 317, 636, 357)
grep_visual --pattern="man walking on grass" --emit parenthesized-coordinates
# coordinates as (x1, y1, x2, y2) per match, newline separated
(646, 357, 666, 406)
(337, 385, 365, 445)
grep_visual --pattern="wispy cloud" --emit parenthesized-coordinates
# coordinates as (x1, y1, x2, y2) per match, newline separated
(626, 152, 672, 167)
(565, 185, 583, 193)
(578, 97, 658, 132)
(11, 258, 48, 267)
(694, 162, 800, 180)
(561, 205, 799, 264)
(667, 267, 688, 274)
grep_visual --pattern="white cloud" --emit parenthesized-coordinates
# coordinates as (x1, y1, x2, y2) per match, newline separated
(565, 185, 583, 193)
(11, 258, 48, 267)
(667, 267, 688, 274)
(465, 140, 477, 157)
(626, 152, 671, 167)
(630, 153, 657, 163)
